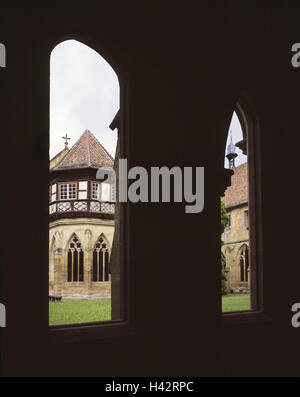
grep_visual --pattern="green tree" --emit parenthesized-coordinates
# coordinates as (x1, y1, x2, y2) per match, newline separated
(221, 200, 230, 295)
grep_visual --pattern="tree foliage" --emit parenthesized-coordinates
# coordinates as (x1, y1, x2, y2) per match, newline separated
(220, 200, 229, 246)
(221, 200, 230, 295)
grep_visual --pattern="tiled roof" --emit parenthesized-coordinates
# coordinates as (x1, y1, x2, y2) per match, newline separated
(54, 129, 114, 170)
(223, 162, 248, 209)
(49, 147, 69, 170)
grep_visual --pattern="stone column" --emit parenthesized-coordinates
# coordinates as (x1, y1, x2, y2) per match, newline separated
(84, 229, 93, 297)
(224, 268, 230, 289)
(53, 247, 63, 297)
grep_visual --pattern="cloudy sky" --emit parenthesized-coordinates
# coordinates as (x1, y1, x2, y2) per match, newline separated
(50, 39, 246, 167)
(50, 40, 119, 159)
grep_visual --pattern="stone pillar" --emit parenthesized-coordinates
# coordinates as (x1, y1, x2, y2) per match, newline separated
(84, 229, 93, 297)
(224, 268, 230, 289)
(53, 247, 63, 297)
(50, 230, 64, 297)
(247, 265, 251, 293)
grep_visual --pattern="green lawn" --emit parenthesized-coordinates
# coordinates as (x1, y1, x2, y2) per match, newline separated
(49, 294, 250, 325)
(222, 293, 251, 312)
(49, 299, 111, 326)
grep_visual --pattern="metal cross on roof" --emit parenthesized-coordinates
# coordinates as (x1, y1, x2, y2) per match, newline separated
(62, 133, 71, 147)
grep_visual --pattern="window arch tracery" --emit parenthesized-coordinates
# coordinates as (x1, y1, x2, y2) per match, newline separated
(92, 234, 110, 282)
(67, 234, 84, 282)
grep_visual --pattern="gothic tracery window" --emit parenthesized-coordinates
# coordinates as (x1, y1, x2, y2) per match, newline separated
(222, 106, 253, 312)
(239, 244, 249, 282)
(67, 235, 84, 282)
(93, 235, 110, 282)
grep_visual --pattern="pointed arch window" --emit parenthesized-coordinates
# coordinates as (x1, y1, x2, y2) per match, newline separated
(49, 38, 124, 328)
(221, 96, 263, 314)
(49, 236, 56, 287)
(239, 245, 249, 282)
(92, 235, 109, 282)
(67, 235, 84, 282)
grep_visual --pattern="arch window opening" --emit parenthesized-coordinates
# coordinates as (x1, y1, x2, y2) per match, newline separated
(239, 245, 249, 283)
(49, 39, 121, 326)
(67, 235, 84, 282)
(221, 109, 254, 313)
(92, 235, 110, 282)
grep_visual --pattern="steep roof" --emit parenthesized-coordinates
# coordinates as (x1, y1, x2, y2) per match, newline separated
(223, 162, 248, 209)
(50, 147, 69, 170)
(54, 129, 114, 170)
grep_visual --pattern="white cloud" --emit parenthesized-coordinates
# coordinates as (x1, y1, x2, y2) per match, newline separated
(50, 40, 246, 170)
(50, 39, 119, 159)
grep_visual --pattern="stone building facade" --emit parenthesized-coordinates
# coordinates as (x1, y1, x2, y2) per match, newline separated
(221, 162, 249, 291)
(49, 130, 115, 300)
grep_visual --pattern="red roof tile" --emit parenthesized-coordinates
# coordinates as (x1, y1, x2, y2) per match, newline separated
(223, 162, 248, 209)
(54, 130, 114, 170)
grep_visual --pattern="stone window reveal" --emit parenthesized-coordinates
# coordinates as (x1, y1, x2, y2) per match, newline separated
(49, 39, 123, 327)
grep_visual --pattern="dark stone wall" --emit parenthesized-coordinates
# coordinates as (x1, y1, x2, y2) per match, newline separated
(0, 1, 299, 376)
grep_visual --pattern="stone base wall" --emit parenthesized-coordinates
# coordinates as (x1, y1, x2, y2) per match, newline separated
(49, 281, 111, 300)
(49, 217, 114, 300)
(221, 204, 249, 291)
(221, 240, 250, 291)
